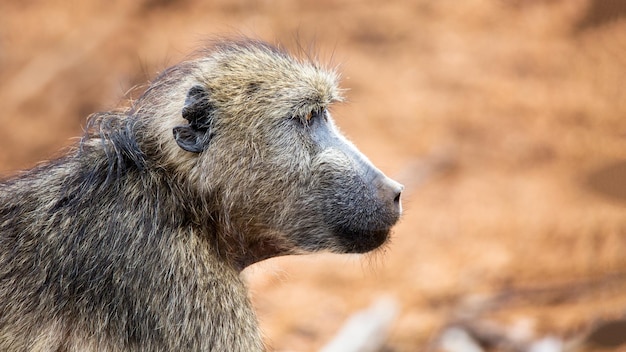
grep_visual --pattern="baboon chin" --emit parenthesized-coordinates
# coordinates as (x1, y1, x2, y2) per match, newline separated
(0, 38, 402, 351)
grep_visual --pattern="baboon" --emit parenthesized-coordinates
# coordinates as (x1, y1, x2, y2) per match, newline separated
(0, 39, 403, 351)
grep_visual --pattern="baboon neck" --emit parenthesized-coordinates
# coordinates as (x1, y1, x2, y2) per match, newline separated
(230, 234, 299, 271)
(0, 153, 263, 349)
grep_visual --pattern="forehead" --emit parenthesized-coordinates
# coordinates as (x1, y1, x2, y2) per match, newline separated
(198, 41, 343, 118)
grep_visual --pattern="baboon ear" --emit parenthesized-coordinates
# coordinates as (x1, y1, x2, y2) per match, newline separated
(173, 85, 215, 153)
(182, 85, 214, 128)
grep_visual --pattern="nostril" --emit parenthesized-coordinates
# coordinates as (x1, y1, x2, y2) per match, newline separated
(393, 190, 401, 205)
(392, 186, 403, 215)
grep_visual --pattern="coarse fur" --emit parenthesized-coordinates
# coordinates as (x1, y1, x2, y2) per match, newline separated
(0, 38, 402, 351)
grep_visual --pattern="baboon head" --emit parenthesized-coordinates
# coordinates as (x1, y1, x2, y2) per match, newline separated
(157, 40, 402, 267)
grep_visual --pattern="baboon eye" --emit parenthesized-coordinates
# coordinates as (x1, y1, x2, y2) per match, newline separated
(303, 108, 327, 124)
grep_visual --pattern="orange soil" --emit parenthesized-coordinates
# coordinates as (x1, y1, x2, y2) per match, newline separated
(1, 1, 625, 350)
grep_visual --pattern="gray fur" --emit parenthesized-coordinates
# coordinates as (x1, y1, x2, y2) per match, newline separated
(0, 39, 402, 351)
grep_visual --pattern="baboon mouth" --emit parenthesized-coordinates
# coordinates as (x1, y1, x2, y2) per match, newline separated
(333, 226, 390, 253)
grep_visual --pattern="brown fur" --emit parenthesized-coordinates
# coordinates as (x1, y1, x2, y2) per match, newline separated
(0, 38, 402, 351)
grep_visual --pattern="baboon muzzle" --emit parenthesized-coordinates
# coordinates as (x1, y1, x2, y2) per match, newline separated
(341, 139, 404, 222)
(315, 136, 403, 253)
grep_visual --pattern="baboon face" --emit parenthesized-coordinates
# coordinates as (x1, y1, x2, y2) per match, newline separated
(172, 43, 403, 258)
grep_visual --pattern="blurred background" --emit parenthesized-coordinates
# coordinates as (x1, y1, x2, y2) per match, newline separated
(1, 0, 625, 351)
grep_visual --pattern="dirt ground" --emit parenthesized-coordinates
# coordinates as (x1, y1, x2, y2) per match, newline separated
(1, 0, 625, 351)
